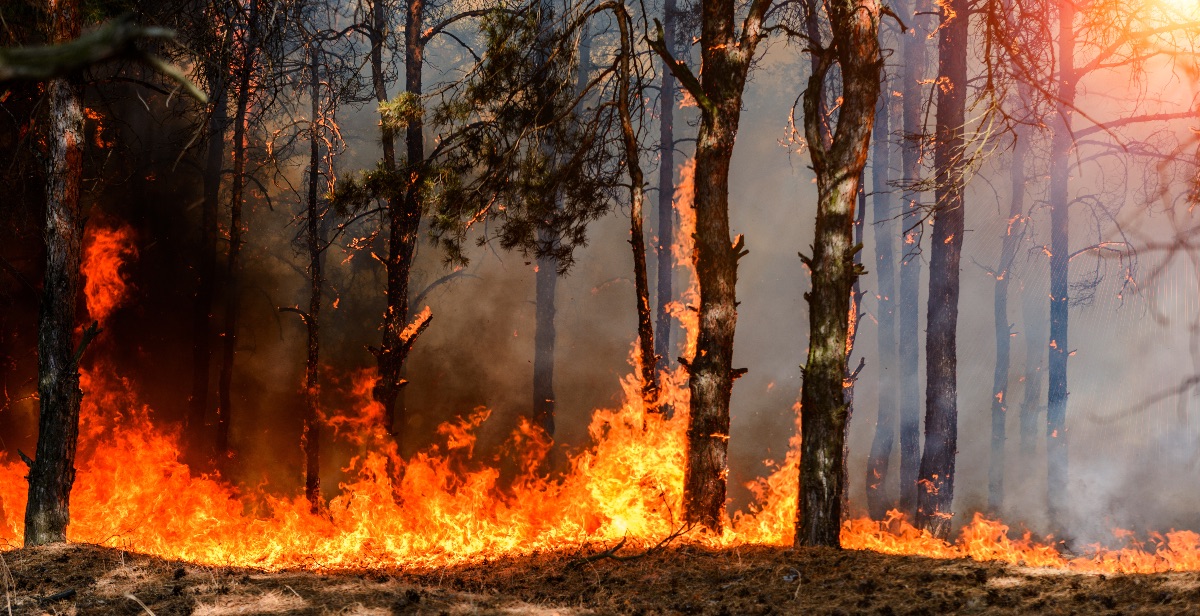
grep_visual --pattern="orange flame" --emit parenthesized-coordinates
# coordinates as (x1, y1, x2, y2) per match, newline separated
(4, 197, 1200, 574)
(82, 225, 137, 323)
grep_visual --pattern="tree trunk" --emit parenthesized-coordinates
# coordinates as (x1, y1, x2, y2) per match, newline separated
(865, 82, 898, 520)
(896, 0, 930, 516)
(189, 77, 227, 459)
(302, 46, 323, 512)
(915, 0, 967, 539)
(796, 0, 882, 548)
(649, 0, 769, 533)
(680, 24, 745, 534)
(215, 1, 259, 461)
(1046, 0, 1075, 526)
(532, 247, 558, 436)
(612, 6, 658, 407)
(25, 0, 85, 547)
(986, 127, 1028, 512)
(1018, 279, 1045, 458)
(654, 0, 677, 416)
(370, 0, 427, 440)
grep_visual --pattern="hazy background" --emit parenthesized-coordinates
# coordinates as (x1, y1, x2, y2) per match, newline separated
(0, 15, 1197, 545)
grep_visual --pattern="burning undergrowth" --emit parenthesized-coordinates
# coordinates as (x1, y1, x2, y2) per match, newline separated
(5, 216, 1200, 578)
(4, 359, 1200, 575)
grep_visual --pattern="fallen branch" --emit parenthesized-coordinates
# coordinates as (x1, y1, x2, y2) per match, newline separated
(38, 588, 76, 604)
(125, 593, 156, 615)
(565, 523, 696, 569)
(74, 321, 102, 364)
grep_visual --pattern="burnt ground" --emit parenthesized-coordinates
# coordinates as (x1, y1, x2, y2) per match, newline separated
(2, 542, 1199, 615)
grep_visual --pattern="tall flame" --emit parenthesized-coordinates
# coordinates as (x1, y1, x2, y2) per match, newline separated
(82, 225, 137, 324)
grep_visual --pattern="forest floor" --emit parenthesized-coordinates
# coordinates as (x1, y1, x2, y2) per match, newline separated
(2, 541, 1199, 615)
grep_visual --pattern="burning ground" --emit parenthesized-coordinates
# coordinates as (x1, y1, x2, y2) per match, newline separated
(7, 541, 1200, 615)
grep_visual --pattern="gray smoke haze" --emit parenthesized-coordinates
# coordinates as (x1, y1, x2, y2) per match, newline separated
(2, 8, 1191, 547)
(216, 30, 1200, 543)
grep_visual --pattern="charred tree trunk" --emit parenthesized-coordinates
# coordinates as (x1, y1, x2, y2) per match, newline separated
(215, 1, 260, 462)
(654, 0, 677, 416)
(896, 0, 930, 516)
(370, 0, 429, 440)
(302, 47, 324, 512)
(25, 0, 85, 547)
(914, 0, 967, 539)
(613, 7, 658, 406)
(865, 82, 898, 520)
(796, 0, 882, 548)
(986, 128, 1029, 512)
(649, 0, 770, 533)
(189, 78, 227, 458)
(1046, 0, 1075, 526)
(1018, 280, 1045, 458)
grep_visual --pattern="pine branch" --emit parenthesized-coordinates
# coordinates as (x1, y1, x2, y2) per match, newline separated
(0, 14, 207, 103)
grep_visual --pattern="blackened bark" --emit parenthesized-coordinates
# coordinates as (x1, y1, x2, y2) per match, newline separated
(797, 0, 882, 548)
(370, 0, 428, 439)
(303, 47, 323, 512)
(25, 0, 85, 547)
(866, 83, 898, 520)
(532, 248, 558, 435)
(986, 128, 1029, 512)
(1046, 1, 1075, 525)
(189, 78, 227, 457)
(650, 0, 771, 533)
(215, 1, 260, 461)
(896, 0, 930, 515)
(654, 0, 677, 416)
(612, 7, 658, 406)
(915, 0, 967, 539)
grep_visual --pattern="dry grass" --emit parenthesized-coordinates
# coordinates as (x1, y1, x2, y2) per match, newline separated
(1, 542, 1199, 614)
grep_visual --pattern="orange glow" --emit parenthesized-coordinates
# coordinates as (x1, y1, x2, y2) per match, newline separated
(82, 225, 137, 324)
(3, 175, 1200, 575)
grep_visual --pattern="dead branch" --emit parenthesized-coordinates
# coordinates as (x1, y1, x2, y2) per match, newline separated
(565, 523, 696, 569)
(0, 14, 206, 103)
(74, 321, 102, 364)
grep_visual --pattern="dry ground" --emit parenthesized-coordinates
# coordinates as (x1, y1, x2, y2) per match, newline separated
(2, 542, 1199, 615)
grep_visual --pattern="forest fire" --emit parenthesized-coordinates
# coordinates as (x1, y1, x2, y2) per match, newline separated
(5, 349, 1200, 573)
(4, 0, 1200, 611)
(2, 215, 1200, 576)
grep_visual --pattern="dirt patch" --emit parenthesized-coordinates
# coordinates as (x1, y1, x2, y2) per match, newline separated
(1, 542, 1199, 614)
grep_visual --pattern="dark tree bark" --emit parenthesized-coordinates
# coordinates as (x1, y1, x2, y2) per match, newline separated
(24, 0, 85, 547)
(986, 127, 1029, 512)
(649, 0, 771, 533)
(612, 5, 658, 405)
(529, 2, 575, 437)
(189, 77, 227, 458)
(302, 45, 324, 512)
(795, 0, 882, 548)
(653, 0, 677, 416)
(532, 245, 558, 435)
(896, 0, 930, 516)
(1046, 0, 1075, 525)
(369, 0, 429, 440)
(630, 161, 658, 403)
(865, 81, 898, 520)
(215, 0, 260, 461)
(915, 0, 967, 539)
